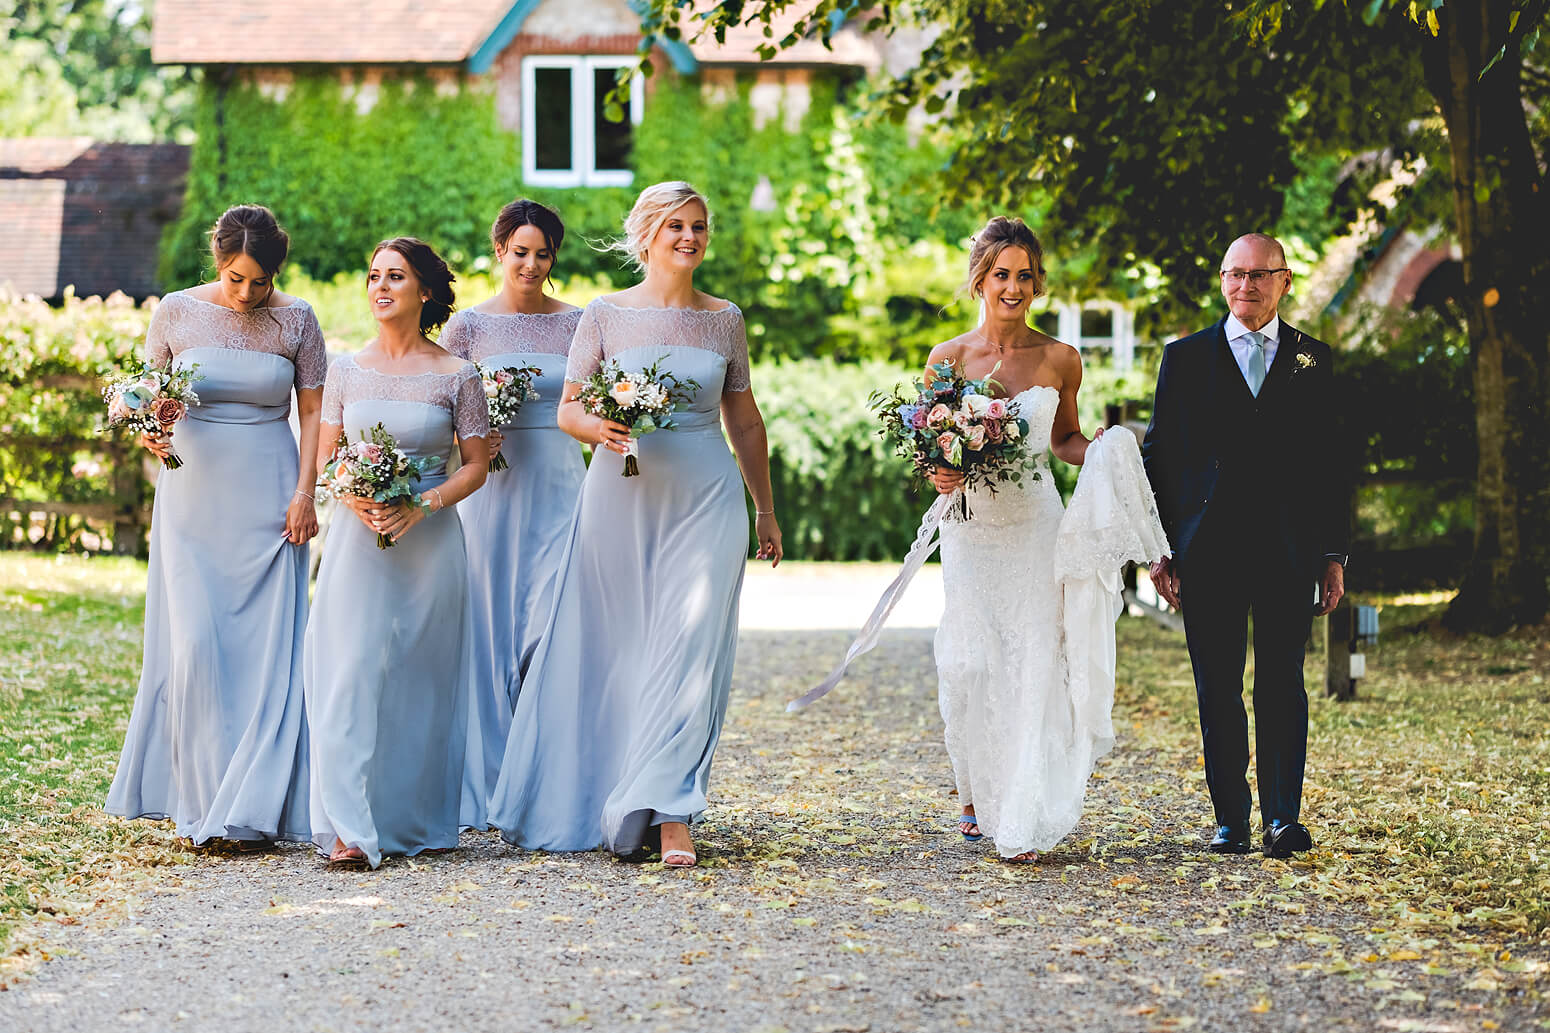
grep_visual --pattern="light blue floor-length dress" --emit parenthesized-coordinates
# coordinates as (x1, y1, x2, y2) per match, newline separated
(106, 291, 325, 844)
(489, 299, 753, 855)
(441, 307, 585, 797)
(304, 357, 491, 868)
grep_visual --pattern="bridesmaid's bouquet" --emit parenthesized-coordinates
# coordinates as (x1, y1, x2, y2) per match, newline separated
(576, 357, 698, 477)
(870, 359, 1035, 520)
(478, 362, 542, 471)
(317, 423, 434, 549)
(101, 359, 202, 469)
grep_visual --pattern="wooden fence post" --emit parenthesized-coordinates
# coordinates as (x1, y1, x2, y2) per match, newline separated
(1325, 598, 1355, 700)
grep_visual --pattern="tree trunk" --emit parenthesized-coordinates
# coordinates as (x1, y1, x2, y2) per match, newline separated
(1420, 0, 1550, 633)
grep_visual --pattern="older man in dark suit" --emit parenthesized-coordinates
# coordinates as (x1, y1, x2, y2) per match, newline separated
(1142, 232, 1347, 858)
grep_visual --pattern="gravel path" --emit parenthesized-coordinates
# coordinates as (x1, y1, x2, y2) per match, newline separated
(3, 569, 1544, 1032)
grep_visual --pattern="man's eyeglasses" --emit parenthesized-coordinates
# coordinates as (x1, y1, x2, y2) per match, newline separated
(1220, 268, 1289, 285)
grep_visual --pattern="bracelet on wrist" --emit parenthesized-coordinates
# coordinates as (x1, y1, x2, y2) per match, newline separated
(428, 488, 444, 511)
(293, 489, 314, 501)
(756, 509, 775, 517)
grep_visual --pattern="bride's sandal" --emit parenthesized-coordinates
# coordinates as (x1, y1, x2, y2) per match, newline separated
(1002, 851, 1040, 865)
(956, 812, 983, 842)
(661, 849, 697, 867)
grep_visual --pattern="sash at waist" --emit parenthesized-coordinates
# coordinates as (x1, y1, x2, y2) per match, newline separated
(189, 400, 291, 425)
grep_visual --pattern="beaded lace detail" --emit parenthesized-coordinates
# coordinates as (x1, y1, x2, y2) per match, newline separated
(321, 356, 490, 439)
(147, 291, 329, 389)
(565, 298, 751, 393)
(439, 307, 582, 362)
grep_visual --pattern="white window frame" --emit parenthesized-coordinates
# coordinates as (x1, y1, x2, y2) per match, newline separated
(522, 56, 644, 188)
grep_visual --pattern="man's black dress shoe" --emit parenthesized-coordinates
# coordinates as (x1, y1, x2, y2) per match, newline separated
(1263, 821, 1313, 858)
(1207, 825, 1252, 854)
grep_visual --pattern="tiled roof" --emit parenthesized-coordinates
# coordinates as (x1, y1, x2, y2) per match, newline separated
(150, 0, 880, 68)
(0, 140, 191, 300)
(151, 0, 512, 64)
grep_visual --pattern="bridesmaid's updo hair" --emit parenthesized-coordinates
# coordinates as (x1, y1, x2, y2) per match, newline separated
(491, 198, 566, 256)
(371, 236, 457, 333)
(210, 204, 289, 277)
(602, 180, 710, 272)
(963, 216, 1047, 300)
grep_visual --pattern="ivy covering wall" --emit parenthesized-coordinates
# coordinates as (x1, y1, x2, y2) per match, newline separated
(160, 67, 984, 362)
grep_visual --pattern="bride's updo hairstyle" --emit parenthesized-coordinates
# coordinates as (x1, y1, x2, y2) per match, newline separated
(210, 204, 290, 279)
(371, 236, 457, 333)
(602, 180, 710, 273)
(962, 216, 1047, 301)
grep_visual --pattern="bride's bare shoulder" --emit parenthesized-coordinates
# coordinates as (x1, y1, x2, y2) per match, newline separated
(926, 331, 979, 372)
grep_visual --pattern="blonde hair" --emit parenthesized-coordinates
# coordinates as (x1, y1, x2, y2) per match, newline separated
(962, 216, 1047, 300)
(602, 181, 711, 272)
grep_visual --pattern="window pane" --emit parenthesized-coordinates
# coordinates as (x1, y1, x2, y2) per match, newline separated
(533, 67, 573, 171)
(593, 67, 632, 172)
(1080, 307, 1115, 338)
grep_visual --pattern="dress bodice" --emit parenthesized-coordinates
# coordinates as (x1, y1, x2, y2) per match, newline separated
(321, 357, 490, 483)
(147, 291, 328, 424)
(440, 309, 582, 430)
(956, 385, 1062, 527)
(564, 299, 752, 423)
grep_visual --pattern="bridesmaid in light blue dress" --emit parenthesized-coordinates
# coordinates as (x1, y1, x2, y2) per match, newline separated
(107, 205, 320, 848)
(305, 237, 490, 869)
(490, 182, 783, 867)
(440, 200, 583, 797)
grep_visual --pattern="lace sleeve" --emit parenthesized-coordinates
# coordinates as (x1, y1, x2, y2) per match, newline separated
(321, 359, 349, 426)
(145, 296, 175, 366)
(439, 311, 472, 360)
(292, 304, 328, 390)
(564, 303, 605, 382)
(722, 304, 751, 394)
(453, 364, 490, 439)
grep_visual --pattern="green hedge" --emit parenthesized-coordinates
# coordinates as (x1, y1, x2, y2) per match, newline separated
(0, 291, 153, 550)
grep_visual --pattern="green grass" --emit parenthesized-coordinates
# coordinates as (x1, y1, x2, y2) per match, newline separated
(1115, 591, 1550, 944)
(0, 555, 193, 972)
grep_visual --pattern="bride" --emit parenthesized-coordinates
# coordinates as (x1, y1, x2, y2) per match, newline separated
(924, 217, 1113, 862)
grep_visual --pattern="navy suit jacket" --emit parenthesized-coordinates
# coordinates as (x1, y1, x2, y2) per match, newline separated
(1141, 317, 1348, 578)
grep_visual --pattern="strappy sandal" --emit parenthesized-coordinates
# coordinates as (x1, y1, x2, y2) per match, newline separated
(326, 844, 370, 869)
(956, 812, 983, 842)
(661, 850, 697, 867)
(1001, 851, 1040, 864)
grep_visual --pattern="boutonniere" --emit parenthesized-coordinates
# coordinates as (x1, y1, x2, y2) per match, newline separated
(1293, 352, 1317, 375)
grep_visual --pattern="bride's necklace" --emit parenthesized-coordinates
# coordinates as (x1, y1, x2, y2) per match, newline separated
(977, 327, 1036, 355)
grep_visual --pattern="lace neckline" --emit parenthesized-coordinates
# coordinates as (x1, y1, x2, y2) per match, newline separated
(1006, 384, 1060, 402)
(463, 307, 580, 320)
(176, 291, 306, 314)
(592, 297, 737, 315)
(344, 355, 468, 379)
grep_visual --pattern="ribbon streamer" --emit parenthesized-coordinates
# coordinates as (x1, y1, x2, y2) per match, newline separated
(786, 491, 955, 711)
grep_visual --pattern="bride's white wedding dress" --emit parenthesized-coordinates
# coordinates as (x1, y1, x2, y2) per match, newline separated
(794, 385, 1169, 859)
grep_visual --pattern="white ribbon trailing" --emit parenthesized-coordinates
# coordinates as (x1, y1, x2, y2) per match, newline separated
(789, 428, 1170, 713)
(786, 491, 955, 711)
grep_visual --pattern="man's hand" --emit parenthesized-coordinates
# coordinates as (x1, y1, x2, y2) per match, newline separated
(1149, 556, 1182, 610)
(1316, 560, 1345, 616)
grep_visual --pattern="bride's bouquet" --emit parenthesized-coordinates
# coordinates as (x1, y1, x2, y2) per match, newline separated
(576, 357, 698, 477)
(317, 423, 434, 548)
(870, 359, 1035, 520)
(478, 362, 541, 471)
(101, 359, 202, 469)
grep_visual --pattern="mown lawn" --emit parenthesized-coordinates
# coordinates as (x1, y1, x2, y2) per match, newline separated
(0, 555, 195, 974)
(1, 553, 1546, 985)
